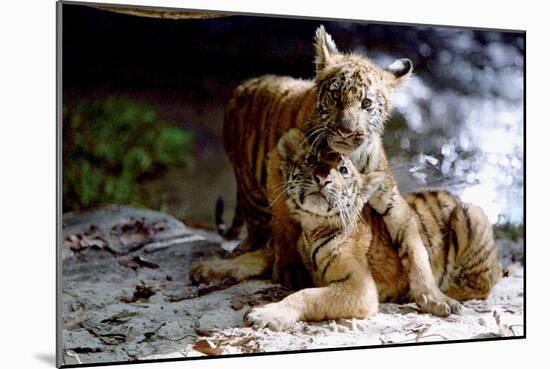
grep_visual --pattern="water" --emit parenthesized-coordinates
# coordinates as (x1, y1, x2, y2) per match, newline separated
(370, 29, 524, 225)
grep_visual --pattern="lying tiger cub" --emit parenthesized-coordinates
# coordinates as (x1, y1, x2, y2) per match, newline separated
(235, 128, 500, 330)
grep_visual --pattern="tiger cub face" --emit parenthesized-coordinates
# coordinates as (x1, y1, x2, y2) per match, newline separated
(277, 128, 385, 230)
(312, 25, 413, 155)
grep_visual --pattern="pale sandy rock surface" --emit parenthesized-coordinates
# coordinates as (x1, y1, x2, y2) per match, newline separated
(60, 206, 524, 366)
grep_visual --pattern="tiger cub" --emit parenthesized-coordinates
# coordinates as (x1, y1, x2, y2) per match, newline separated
(242, 129, 501, 330)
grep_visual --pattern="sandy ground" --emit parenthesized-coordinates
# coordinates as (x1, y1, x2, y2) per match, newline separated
(60, 206, 524, 366)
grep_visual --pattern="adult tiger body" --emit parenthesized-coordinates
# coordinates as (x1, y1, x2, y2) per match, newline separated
(221, 76, 316, 248)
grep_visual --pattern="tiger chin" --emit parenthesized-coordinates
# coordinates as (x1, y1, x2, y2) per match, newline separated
(243, 129, 500, 330)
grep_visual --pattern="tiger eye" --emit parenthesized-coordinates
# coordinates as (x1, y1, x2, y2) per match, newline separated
(362, 98, 373, 110)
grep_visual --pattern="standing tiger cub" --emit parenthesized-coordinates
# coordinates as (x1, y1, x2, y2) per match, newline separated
(242, 129, 500, 330)
(197, 26, 465, 316)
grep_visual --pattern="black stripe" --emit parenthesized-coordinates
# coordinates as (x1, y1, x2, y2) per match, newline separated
(259, 154, 268, 190)
(462, 244, 495, 273)
(251, 92, 269, 185)
(439, 224, 452, 286)
(461, 230, 490, 266)
(291, 198, 341, 223)
(241, 200, 271, 226)
(318, 82, 329, 102)
(311, 232, 338, 271)
(380, 193, 395, 217)
(240, 179, 270, 212)
(289, 96, 301, 130)
(321, 254, 337, 280)
(418, 193, 444, 233)
(291, 90, 309, 131)
(328, 273, 352, 285)
(391, 223, 406, 253)
(410, 201, 433, 251)
(311, 224, 331, 239)
(261, 92, 288, 188)
(400, 247, 409, 261)
(461, 278, 479, 290)
(463, 265, 491, 280)
(451, 228, 459, 259)
(463, 204, 472, 243)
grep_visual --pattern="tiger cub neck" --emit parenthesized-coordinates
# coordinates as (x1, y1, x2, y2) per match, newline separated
(296, 210, 363, 240)
(298, 213, 342, 237)
(291, 204, 342, 234)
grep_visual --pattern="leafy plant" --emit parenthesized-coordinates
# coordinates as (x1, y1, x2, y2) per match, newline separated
(63, 96, 192, 212)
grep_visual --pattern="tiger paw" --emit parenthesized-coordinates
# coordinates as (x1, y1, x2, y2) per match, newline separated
(189, 260, 238, 285)
(415, 291, 462, 317)
(244, 303, 300, 331)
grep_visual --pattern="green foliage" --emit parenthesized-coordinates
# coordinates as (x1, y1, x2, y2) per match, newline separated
(63, 96, 192, 212)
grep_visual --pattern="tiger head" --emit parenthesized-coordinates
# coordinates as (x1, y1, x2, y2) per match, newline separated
(277, 128, 385, 230)
(310, 25, 413, 156)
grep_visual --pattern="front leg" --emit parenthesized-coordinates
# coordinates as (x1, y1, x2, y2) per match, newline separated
(370, 186, 462, 317)
(245, 271, 378, 330)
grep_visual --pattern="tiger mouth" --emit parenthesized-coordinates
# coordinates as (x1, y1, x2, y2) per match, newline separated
(328, 136, 362, 153)
(329, 142, 357, 155)
(307, 190, 327, 200)
(293, 189, 336, 216)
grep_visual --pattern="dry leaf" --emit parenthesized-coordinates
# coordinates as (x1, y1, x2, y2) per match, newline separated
(193, 340, 224, 356)
(121, 283, 155, 303)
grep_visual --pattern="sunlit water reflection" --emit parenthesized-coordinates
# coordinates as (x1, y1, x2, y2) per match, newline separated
(371, 30, 524, 225)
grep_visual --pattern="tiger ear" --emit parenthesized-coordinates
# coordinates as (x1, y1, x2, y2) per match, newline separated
(384, 58, 413, 87)
(314, 25, 340, 72)
(277, 128, 307, 168)
(360, 172, 386, 203)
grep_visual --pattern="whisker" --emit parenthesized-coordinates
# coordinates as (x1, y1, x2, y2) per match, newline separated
(268, 179, 310, 208)
(350, 202, 368, 225)
(309, 129, 327, 151)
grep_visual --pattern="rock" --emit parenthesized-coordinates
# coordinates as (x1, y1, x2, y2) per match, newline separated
(63, 329, 105, 353)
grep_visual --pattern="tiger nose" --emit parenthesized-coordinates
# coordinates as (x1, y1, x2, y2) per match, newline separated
(337, 127, 355, 138)
(315, 174, 332, 187)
